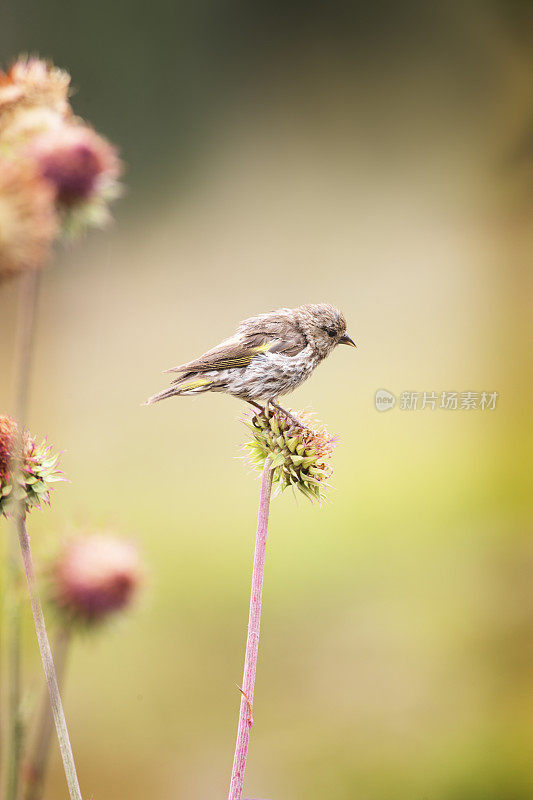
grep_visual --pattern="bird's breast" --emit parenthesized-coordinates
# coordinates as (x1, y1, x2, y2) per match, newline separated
(222, 346, 319, 400)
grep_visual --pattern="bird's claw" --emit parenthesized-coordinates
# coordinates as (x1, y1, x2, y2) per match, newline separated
(271, 402, 311, 432)
(246, 400, 311, 433)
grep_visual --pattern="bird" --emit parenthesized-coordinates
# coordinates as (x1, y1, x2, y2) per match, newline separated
(144, 303, 356, 423)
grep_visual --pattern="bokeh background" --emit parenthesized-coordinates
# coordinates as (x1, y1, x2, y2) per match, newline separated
(1, 1, 532, 798)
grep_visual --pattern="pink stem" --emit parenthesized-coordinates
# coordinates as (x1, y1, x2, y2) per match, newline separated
(228, 458, 274, 800)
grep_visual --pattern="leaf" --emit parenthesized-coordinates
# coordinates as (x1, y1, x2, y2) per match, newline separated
(269, 453, 286, 469)
(286, 436, 298, 454)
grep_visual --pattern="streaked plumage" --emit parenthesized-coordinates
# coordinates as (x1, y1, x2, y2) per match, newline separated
(144, 303, 355, 409)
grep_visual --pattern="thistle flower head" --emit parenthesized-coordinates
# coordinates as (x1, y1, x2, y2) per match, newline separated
(244, 409, 337, 503)
(0, 160, 58, 280)
(0, 414, 64, 517)
(29, 123, 121, 208)
(0, 55, 122, 236)
(51, 534, 142, 626)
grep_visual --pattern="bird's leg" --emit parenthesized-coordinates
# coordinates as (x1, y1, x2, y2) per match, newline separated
(247, 399, 308, 431)
(271, 400, 309, 430)
(246, 400, 264, 413)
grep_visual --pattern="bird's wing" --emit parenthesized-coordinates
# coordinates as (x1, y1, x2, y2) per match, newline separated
(238, 311, 307, 357)
(164, 316, 306, 376)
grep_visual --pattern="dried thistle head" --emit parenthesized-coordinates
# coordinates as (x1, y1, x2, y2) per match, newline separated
(50, 534, 142, 627)
(244, 409, 337, 502)
(0, 159, 58, 280)
(0, 56, 71, 124)
(0, 414, 64, 517)
(0, 57, 70, 151)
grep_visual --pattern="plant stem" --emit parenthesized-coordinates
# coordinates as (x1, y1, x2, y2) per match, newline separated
(4, 269, 40, 800)
(13, 266, 40, 431)
(16, 517, 82, 800)
(4, 541, 23, 800)
(228, 457, 274, 800)
(23, 627, 71, 800)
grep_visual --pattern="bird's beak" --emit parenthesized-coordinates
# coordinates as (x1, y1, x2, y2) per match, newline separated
(339, 334, 357, 348)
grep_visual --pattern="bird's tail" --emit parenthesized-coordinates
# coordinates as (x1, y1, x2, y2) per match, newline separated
(143, 377, 213, 405)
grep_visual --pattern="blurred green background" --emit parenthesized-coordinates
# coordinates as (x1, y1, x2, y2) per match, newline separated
(1, 2, 532, 798)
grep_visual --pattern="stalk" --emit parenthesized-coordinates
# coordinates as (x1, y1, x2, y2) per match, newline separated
(17, 517, 82, 800)
(23, 627, 71, 800)
(228, 458, 274, 800)
(4, 269, 40, 800)
(4, 548, 23, 800)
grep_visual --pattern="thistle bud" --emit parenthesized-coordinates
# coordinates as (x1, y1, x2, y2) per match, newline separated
(0, 414, 64, 517)
(244, 409, 337, 503)
(51, 535, 142, 626)
(0, 160, 58, 280)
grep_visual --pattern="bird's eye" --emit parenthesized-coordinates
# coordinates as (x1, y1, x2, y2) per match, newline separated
(322, 326, 337, 338)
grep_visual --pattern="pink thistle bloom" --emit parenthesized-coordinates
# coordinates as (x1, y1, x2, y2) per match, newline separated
(30, 123, 122, 206)
(52, 535, 142, 625)
(0, 414, 65, 516)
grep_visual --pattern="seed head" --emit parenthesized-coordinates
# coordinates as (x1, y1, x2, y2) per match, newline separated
(51, 534, 142, 626)
(244, 409, 337, 503)
(0, 414, 64, 517)
(0, 160, 58, 280)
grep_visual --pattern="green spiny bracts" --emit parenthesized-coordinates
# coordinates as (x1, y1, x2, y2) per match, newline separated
(243, 409, 337, 503)
(0, 414, 65, 517)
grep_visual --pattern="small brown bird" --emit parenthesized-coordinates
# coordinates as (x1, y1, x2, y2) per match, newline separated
(144, 303, 356, 421)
